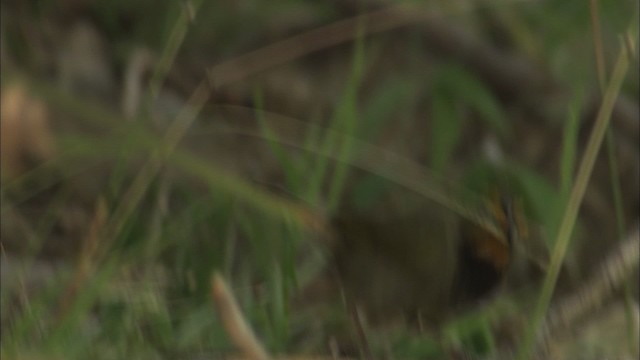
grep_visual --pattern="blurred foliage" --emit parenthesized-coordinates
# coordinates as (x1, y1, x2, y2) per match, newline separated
(1, 0, 637, 359)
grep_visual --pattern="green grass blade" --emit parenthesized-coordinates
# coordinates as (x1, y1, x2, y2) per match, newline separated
(515, 37, 631, 360)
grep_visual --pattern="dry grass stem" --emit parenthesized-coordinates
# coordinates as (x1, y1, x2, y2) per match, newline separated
(545, 226, 640, 332)
(54, 197, 107, 324)
(211, 272, 271, 360)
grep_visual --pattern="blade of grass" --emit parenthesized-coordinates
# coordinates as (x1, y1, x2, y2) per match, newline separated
(44, 256, 122, 349)
(433, 64, 510, 138)
(591, 2, 637, 354)
(167, 148, 327, 232)
(145, 0, 202, 108)
(101, 81, 208, 256)
(360, 75, 418, 140)
(206, 5, 425, 88)
(306, 23, 366, 210)
(211, 272, 271, 360)
(559, 98, 581, 201)
(254, 87, 300, 194)
(515, 36, 631, 360)
(326, 21, 365, 212)
(429, 91, 462, 173)
(268, 263, 288, 352)
(589, 0, 607, 92)
(52, 198, 107, 326)
(209, 116, 505, 238)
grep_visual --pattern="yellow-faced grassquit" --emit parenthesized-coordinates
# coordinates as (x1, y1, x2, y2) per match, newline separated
(329, 190, 522, 325)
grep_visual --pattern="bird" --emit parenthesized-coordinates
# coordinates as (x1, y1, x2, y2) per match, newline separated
(329, 188, 523, 326)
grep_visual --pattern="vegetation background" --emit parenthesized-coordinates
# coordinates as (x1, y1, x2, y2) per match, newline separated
(1, 0, 638, 359)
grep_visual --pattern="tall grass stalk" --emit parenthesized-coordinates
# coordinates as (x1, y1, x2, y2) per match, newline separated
(515, 36, 631, 360)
